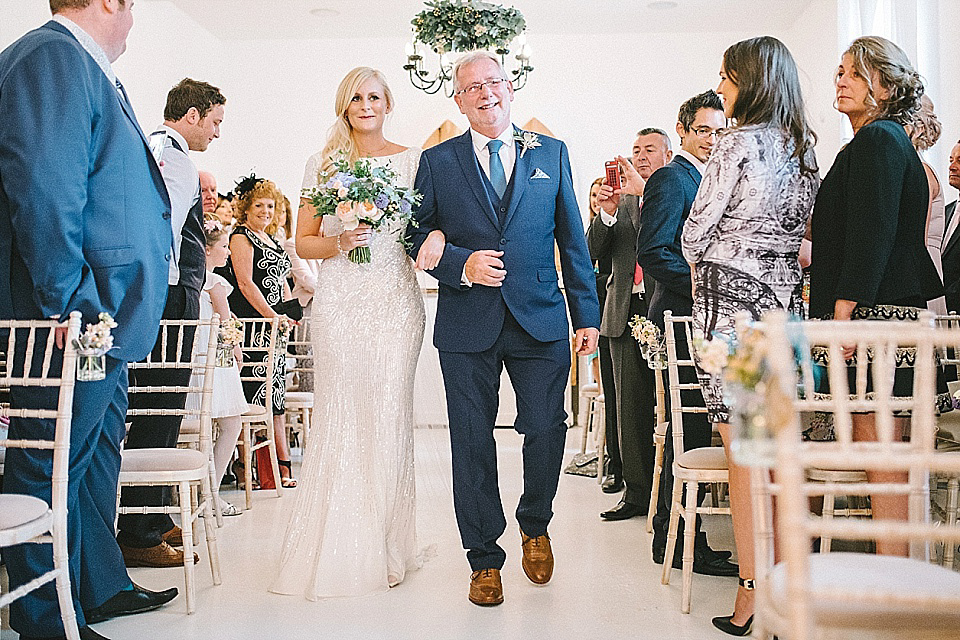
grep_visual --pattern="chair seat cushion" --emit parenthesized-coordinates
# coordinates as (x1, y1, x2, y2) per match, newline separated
(242, 404, 267, 418)
(285, 391, 313, 405)
(770, 553, 960, 629)
(806, 468, 868, 483)
(120, 448, 207, 474)
(676, 446, 727, 471)
(0, 494, 49, 531)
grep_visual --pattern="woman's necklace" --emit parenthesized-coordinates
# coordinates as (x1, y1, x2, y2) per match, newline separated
(358, 140, 389, 157)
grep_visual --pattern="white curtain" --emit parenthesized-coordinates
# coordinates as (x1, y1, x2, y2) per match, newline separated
(836, 0, 940, 144)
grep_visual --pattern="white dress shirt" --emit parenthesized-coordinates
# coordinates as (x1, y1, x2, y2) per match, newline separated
(470, 126, 517, 186)
(675, 149, 707, 176)
(155, 125, 199, 285)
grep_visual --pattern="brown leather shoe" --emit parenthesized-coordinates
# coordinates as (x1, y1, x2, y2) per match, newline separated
(161, 525, 183, 547)
(120, 541, 199, 568)
(468, 568, 504, 606)
(520, 529, 554, 585)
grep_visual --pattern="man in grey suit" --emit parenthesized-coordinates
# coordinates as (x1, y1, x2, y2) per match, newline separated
(588, 128, 671, 520)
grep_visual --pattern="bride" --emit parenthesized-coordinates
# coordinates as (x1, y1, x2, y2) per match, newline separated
(271, 67, 443, 599)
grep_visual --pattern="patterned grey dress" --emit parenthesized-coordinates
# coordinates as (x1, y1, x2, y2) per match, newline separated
(681, 124, 819, 422)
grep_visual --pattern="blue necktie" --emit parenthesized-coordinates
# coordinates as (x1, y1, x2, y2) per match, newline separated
(487, 139, 507, 199)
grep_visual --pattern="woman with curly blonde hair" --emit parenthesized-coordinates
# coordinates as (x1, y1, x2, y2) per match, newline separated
(809, 36, 944, 557)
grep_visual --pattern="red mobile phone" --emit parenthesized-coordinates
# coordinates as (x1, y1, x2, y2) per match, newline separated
(604, 160, 621, 190)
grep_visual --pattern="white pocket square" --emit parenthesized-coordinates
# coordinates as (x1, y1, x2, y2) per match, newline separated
(530, 168, 551, 180)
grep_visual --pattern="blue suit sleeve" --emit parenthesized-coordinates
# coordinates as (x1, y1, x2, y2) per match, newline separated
(0, 40, 95, 318)
(554, 141, 600, 330)
(407, 150, 472, 289)
(636, 168, 691, 295)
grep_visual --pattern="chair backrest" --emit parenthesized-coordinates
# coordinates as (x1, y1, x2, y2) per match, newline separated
(285, 317, 311, 392)
(751, 311, 960, 640)
(0, 312, 82, 534)
(126, 317, 219, 450)
(235, 317, 280, 420)
(663, 310, 708, 455)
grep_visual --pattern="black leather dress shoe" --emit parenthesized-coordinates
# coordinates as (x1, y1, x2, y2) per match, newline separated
(84, 583, 179, 624)
(702, 545, 734, 561)
(651, 545, 739, 576)
(600, 499, 646, 521)
(600, 475, 624, 493)
(20, 626, 110, 640)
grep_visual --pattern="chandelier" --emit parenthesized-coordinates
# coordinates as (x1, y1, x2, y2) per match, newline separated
(404, 0, 533, 98)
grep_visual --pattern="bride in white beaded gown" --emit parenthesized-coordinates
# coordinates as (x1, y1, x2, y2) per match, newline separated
(270, 67, 442, 599)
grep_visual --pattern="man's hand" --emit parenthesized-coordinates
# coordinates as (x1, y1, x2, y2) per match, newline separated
(415, 229, 446, 271)
(617, 156, 646, 197)
(54, 326, 68, 349)
(574, 327, 599, 356)
(597, 182, 619, 215)
(464, 250, 506, 287)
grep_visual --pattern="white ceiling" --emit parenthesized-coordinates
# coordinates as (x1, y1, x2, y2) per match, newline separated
(142, 0, 815, 41)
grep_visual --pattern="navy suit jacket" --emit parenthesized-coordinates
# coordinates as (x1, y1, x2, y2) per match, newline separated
(408, 129, 599, 353)
(635, 156, 701, 324)
(0, 21, 172, 362)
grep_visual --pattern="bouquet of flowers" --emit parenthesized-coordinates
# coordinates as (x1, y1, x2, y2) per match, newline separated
(629, 315, 666, 368)
(303, 155, 422, 265)
(73, 313, 117, 356)
(219, 318, 244, 347)
(72, 312, 117, 381)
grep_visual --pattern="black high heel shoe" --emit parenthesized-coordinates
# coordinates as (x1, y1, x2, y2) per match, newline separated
(711, 578, 755, 636)
(278, 460, 297, 488)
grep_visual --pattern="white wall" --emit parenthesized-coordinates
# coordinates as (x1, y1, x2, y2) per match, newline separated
(0, 0, 861, 216)
(4, 0, 955, 208)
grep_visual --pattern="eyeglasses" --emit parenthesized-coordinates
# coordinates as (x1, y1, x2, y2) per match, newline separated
(689, 126, 726, 139)
(456, 78, 508, 96)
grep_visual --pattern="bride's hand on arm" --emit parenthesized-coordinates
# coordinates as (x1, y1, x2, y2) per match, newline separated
(415, 230, 446, 271)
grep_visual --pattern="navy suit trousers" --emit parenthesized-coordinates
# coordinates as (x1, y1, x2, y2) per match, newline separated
(2, 356, 130, 636)
(438, 309, 569, 571)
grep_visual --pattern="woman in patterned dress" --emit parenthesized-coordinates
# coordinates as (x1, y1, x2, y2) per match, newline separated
(681, 36, 820, 636)
(227, 176, 297, 487)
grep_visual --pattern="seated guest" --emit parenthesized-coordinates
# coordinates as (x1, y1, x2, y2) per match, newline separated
(226, 176, 297, 487)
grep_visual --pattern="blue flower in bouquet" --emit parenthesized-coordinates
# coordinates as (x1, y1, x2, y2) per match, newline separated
(373, 193, 390, 210)
(399, 199, 412, 215)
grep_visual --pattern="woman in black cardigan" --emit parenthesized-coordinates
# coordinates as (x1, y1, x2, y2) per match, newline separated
(808, 36, 942, 556)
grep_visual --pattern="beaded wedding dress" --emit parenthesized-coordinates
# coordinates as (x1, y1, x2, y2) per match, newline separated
(271, 148, 427, 599)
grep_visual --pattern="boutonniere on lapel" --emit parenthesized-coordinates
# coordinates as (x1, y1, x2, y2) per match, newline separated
(514, 130, 541, 159)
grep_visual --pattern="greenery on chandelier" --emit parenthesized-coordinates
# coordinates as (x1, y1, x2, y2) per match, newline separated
(412, 0, 526, 54)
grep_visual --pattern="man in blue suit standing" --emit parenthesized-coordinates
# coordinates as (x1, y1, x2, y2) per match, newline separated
(0, 1, 179, 638)
(408, 51, 600, 607)
(635, 90, 737, 577)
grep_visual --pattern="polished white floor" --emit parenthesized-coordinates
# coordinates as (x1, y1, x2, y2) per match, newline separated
(3, 427, 739, 640)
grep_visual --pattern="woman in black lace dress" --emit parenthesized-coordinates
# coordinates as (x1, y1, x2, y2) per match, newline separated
(227, 176, 297, 487)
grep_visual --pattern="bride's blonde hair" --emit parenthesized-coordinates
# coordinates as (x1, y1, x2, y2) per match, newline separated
(319, 67, 395, 175)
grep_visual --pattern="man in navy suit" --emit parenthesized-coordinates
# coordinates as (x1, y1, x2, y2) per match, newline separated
(408, 52, 600, 607)
(0, 2, 178, 638)
(635, 91, 738, 577)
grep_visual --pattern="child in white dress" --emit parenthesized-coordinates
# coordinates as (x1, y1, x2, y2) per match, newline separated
(188, 215, 249, 516)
